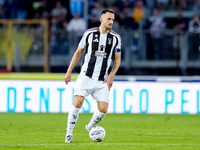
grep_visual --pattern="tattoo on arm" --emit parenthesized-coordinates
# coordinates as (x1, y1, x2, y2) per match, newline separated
(112, 61, 117, 72)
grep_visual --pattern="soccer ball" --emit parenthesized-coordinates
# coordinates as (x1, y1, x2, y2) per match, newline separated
(89, 126, 106, 142)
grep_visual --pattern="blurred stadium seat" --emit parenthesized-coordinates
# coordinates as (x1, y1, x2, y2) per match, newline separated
(0, 0, 199, 75)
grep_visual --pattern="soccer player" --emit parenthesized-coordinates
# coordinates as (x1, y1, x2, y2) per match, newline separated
(64, 9, 121, 143)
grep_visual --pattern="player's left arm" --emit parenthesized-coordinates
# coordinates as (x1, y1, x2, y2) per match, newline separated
(104, 52, 121, 90)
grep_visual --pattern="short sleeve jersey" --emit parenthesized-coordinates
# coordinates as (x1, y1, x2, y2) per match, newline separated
(78, 27, 121, 81)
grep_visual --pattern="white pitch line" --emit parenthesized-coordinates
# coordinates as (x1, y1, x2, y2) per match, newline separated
(0, 143, 200, 146)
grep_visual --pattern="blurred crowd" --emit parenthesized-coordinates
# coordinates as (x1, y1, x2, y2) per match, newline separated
(1, 0, 200, 58)
(1, 0, 200, 30)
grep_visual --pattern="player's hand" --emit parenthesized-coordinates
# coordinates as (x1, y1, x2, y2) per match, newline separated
(103, 75, 114, 91)
(64, 72, 71, 85)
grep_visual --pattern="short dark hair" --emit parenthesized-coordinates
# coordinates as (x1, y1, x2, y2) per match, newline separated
(101, 9, 115, 15)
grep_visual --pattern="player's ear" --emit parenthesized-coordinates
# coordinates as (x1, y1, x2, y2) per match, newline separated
(100, 16, 103, 22)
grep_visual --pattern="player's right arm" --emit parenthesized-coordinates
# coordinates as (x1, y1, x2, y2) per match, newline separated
(64, 46, 84, 84)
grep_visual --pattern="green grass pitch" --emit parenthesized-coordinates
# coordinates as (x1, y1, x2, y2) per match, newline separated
(0, 73, 78, 80)
(0, 113, 200, 150)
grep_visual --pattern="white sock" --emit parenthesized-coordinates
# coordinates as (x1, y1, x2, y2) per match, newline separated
(87, 109, 106, 130)
(66, 106, 80, 135)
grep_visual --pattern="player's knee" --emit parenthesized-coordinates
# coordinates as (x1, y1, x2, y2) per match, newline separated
(98, 102, 108, 113)
(73, 100, 83, 108)
(98, 107, 108, 113)
(73, 102, 82, 108)
(73, 96, 84, 108)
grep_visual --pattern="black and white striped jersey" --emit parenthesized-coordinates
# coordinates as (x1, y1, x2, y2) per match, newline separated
(78, 27, 121, 81)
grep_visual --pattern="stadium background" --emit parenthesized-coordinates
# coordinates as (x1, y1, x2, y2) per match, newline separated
(0, 0, 200, 113)
(0, 0, 200, 75)
(0, 0, 200, 114)
(0, 1, 200, 149)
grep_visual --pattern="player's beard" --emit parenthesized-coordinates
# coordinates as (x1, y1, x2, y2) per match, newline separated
(107, 24, 112, 30)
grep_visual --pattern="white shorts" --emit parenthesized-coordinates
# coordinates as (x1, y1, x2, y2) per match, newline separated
(74, 74, 109, 103)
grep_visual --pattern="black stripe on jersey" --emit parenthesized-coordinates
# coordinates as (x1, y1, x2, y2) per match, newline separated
(82, 32, 92, 66)
(107, 35, 119, 76)
(111, 35, 119, 60)
(98, 33, 113, 81)
(86, 32, 100, 78)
